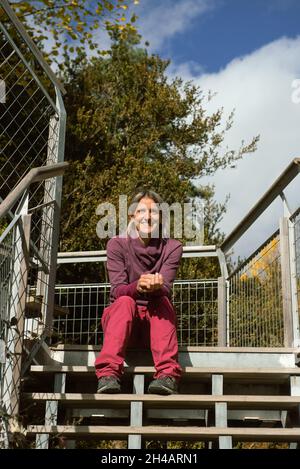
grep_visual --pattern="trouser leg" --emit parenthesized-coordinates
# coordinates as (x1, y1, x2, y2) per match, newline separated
(94, 296, 136, 379)
(148, 296, 182, 380)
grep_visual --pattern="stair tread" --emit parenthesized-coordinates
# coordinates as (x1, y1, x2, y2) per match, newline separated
(23, 392, 300, 409)
(26, 425, 300, 440)
(50, 345, 300, 353)
(30, 365, 300, 375)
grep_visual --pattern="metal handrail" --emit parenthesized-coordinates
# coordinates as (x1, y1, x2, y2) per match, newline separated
(0, 0, 66, 94)
(220, 158, 300, 253)
(57, 245, 217, 264)
(227, 202, 300, 280)
(0, 162, 69, 219)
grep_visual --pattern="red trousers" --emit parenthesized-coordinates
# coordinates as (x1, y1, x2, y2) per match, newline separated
(94, 295, 182, 380)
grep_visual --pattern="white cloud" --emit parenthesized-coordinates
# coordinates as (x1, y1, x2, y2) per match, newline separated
(171, 37, 300, 257)
(135, 0, 215, 50)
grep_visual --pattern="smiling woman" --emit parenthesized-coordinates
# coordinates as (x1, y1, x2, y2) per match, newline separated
(127, 189, 164, 241)
(94, 189, 183, 395)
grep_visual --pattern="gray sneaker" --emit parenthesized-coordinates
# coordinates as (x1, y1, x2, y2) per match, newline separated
(148, 376, 178, 395)
(97, 376, 121, 394)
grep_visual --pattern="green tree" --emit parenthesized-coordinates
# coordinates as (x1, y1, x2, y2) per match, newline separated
(57, 29, 258, 283)
(8, 0, 139, 67)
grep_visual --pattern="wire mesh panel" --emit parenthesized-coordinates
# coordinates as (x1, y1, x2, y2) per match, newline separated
(174, 280, 218, 346)
(53, 280, 218, 346)
(292, 209, 300, 329)
(0, 230, 13, 329)
(0, 3, 65, 340)
(53, 284, 110, 346)
(0, 23, 57, 198)
(228, 233, 283, 347)
(0, 211, 30, 427)
(0, 2, 66, 447)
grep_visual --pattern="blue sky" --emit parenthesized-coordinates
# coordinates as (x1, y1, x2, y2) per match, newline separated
(127, 0, 300, 257)
(163, 0, 300, 74)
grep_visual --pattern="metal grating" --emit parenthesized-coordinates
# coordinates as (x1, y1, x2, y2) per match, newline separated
(52, 280, 218, 347)
(228, 233, 283, 347)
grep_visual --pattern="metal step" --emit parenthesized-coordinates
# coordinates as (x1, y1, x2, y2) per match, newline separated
(23, 392, 300, 409)
(30, 365, 300, 380)
(26, 425, 300, 441)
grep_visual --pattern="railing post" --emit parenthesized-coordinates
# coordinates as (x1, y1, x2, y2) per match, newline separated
(218, 277, 227, 347)
(36, 92, 66, 337)
(11, 213, 31, 415)
(279, 217, 299, 347)
(2, 194, 31, 420)
(217, 249, 229, 347)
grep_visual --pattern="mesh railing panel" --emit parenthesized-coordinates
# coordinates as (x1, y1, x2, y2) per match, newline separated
(228, 233, 283, 347)
(174, 280, 218, 346)
(0, 218, 28, 420)
(0, 21, 57, 199)
(0, 3, 65, 447)
(0, 231, 13, 329)
(52, 280, 218, 346)
(0, 5, 62, 329)
(292, 210, 300, 330)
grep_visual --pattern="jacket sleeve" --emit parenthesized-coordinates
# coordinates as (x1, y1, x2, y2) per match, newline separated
(106, 238, 139, 300)
(149, 241, 183, 298)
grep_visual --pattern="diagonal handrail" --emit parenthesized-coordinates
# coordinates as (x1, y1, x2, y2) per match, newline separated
(0, 0, 66, 94)
(220, 158, 300, 253)
(0, 162, 68, 219)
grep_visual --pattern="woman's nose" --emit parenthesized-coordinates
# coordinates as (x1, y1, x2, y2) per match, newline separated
(142, 210, 151, 220)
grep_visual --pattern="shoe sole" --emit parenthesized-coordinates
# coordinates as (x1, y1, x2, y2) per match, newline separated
(97, 385, 121, 394)
(148, 385, 178, 395)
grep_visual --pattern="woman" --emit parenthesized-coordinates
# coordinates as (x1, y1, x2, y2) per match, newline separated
(94, 189, 183, 395)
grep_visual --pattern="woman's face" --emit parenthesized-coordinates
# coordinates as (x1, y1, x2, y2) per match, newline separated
(131, 196, 160, 238)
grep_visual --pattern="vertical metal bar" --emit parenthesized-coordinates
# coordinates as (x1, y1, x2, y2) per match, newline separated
(188, 282, 190, 345)
(195, 280, 198, 345)
(217, 277, 227, 346)
(37, 90, 66, 338)
(280, 217, 294, 346)
(212, 374, 232, 449)
(128, 374, 144, 449)
(226, 280, 230, 347)
(289, 376, 300, 449)
(10, 214, 31, 416)
(289, 218, 300, 347)
(2, 193, 30, 418)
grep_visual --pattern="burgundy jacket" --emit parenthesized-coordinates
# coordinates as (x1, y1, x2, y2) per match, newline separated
(106, 235, 183, 305)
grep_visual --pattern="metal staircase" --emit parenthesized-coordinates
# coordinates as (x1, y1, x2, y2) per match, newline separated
(21, 345, 300, 449)
(1, 0, 300, 450)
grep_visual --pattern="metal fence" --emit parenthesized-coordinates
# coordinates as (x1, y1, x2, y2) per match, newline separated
(0, 1, 66, 448)
(52, 280, 219, 347)
(52, 192, 300, 350)
(228, 232, 283, 347)
(51, 157, 300, 350)
(291, 208, 300, 332)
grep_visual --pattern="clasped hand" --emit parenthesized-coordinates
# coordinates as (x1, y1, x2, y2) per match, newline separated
(137, 273, 164, 293)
